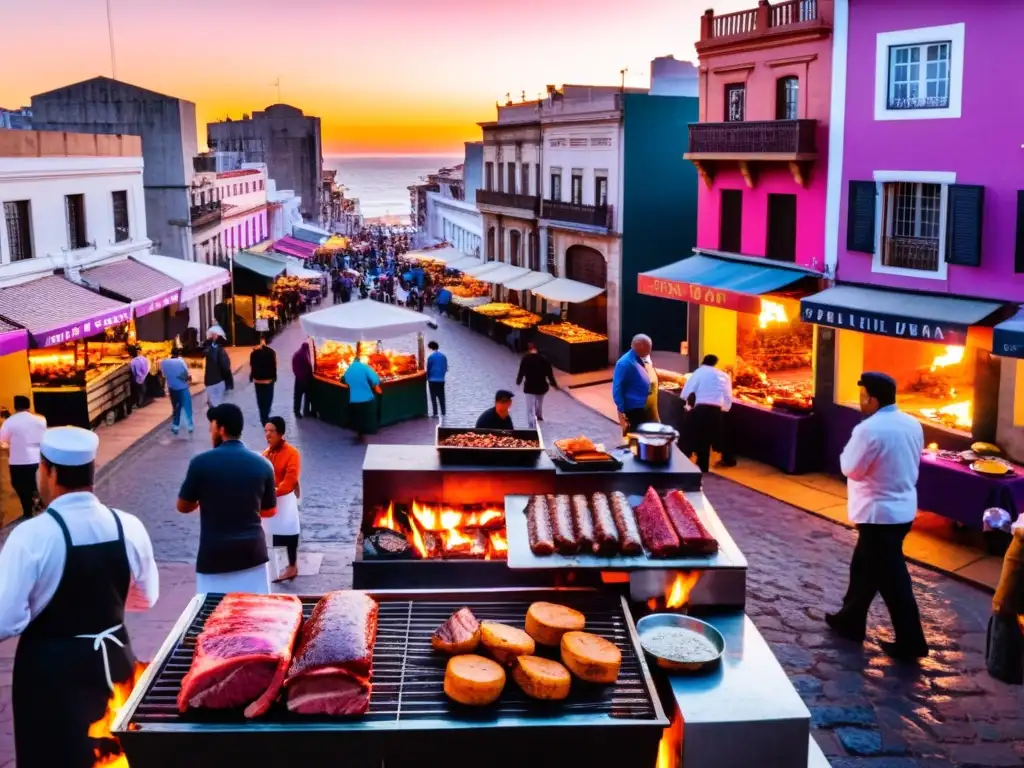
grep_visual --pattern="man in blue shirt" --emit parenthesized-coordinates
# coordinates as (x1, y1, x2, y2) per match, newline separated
(343, 353, 382, 442)
(159, 347, 194, 435)
(425, 340, 448, 419)
(612, 333, 660, 435)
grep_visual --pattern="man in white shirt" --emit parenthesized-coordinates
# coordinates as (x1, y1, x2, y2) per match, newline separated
(681, 354, 734, 472)
(0, 395, 47, 518)
(827, 371, 929, 661)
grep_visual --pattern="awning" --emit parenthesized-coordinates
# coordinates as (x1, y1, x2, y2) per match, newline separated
(994, 310, 1024, 358)
(476, 265, 529, 285)
(406, 246, 462, 265)
(0, 318, 28, 356)
(234, 250, 287, 279)
(300, 299, 437, 342)
(270, 236, 318, 260)
(285, 258, 323, 280)
(461, 261, 505, 277)
(291, 222, 331, 245)
(503, 271, 555, 292)
(533, 278, 605, 304)
(800, 285, 1006, 346)
(0, 276, 131, 348)
(132, 253, 230, 304)
(82, 258, 182, 317)
(322, 235, 348, 250)
(638, 252, 818, 314)
(446, 256, 485, 272)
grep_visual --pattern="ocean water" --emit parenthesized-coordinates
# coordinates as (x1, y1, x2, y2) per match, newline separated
(324, 155, 462, 223)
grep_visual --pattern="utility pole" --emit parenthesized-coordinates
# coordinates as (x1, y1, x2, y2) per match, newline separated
(106, 0, 117, 79)
(620, 67, 628, 92)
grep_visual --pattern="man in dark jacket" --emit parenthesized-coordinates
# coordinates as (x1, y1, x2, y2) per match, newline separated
(249, 335, 277, 425)
(292, 341, 314, 418)
(204, 325, 234, 409)
(516, 342, 558, 428)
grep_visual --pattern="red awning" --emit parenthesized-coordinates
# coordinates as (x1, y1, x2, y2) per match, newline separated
(270, 236, 318, 260)
(83, 259, 183, 316)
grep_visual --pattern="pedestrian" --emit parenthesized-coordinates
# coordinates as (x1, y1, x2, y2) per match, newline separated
(262, 416, 301, 582)
(426, 340, 447, 419)
(826, 372, 929, 661)
(332, 271, 342, 304)
(0, 395, 47, 518)
(159, 347, 194, 436)
(203, 325, 233, 409)
(128, 346, 150, 409)
(612, 333, 660, 435)
(476, 389, 515, 430)
(176, 403, 277, 595)
(1, 426, 159, 768)
(249, 334, 277, 426)
(516, 342, 558, 428)
(680, 354, 735, 472)
(343, 350, 382, 442)
(292, 341, 314, 418)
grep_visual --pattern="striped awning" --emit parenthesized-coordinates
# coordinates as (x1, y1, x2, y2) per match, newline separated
(83, 258, 182, 317)
(0, 276, 131, 348)
(270, 236, 318, 260)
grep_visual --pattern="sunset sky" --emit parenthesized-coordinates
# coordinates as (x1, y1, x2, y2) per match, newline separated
(2, 0, 750, 155)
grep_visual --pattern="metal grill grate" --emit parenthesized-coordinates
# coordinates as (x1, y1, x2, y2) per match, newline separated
(129, 591, 657, 726)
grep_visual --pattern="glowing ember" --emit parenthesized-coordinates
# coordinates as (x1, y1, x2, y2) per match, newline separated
(655, 713, 683, 768)
(665, 572, 701, 610)
(371, 503, 400, 532)
(89, 662, 147, 767)
(930, 345, 965, 371)
(758, 299, 788, 329)
(388, 500, 507, 559)
(920, 400, 973, 430)
(444, 527, 473, 554)
(489, 531, 509, 553)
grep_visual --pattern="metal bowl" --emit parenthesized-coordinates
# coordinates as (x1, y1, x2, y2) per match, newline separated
(636, 613, 725, 674)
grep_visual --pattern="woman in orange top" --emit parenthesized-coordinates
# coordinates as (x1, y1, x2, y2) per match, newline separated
(262, 416, 301, 581)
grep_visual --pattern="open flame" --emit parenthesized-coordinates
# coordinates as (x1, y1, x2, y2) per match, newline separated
(393, 500, 507, 560)
(665, 572, 701, 610)
(89, 662, 147, 767)
(930, 345, 965, 371)
(371, 502, 400, 532)
(917, 345, 972, 429)
(655, 712, 683, 768)
(758, 299, 788, 329)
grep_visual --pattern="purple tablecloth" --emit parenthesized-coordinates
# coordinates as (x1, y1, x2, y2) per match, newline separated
(917, 455, 1024, 529)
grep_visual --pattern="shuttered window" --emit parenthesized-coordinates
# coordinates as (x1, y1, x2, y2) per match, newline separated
(846, 181, 876, 254)
(944, 184, 984, 266)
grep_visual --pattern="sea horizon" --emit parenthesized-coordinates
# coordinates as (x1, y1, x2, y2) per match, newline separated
(324, 154, 465, 221)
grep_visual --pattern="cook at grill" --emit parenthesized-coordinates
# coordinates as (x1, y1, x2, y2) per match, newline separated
(0, 426, 160, 768)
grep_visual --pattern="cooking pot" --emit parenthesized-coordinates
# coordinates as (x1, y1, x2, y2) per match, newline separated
(627, 423, 679, 465)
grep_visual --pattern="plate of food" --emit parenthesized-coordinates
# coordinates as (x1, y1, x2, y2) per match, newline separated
(971, 459, 1013, 477)
(972, 442, 1002, 457)
(636, 613, 724, 673)
(551, 436, 622, 471)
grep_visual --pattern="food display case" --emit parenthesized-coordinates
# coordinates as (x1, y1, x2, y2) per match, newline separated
(29, 342, 132, 428)
(534, 323, 609, 374)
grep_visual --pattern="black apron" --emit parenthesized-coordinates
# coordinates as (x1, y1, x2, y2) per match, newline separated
(12, 506, 136, 768)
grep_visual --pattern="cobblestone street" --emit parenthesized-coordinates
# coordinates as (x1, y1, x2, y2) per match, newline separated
(1, 309, 1022, 767)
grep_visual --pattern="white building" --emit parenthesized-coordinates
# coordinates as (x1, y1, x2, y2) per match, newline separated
(267, 179, 302, 241)
(422, 164, 482, 257)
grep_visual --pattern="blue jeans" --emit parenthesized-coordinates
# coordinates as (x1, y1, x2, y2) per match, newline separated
(169, 388, 194, 433)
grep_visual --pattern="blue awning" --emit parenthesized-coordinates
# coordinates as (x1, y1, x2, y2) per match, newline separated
(994, 310, 1024, 358)
(234, 250, 286, 279)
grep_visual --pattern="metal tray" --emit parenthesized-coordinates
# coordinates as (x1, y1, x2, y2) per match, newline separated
(505, 493, 746, 571)
(436, 425, 545, 466)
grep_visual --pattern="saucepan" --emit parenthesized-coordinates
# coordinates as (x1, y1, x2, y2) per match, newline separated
(636, 613, 725, 674)
(625, 422, 678, 465)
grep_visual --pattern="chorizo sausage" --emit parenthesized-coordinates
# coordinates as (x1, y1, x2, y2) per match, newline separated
(570, 495, 596, 552)
(608, 492, 643, 555)
(527, 495, 555, 555)
(589, 492, 621, 555)
(547, 494, 578, 554)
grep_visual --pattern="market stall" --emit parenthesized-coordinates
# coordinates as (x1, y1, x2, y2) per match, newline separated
(83, 257, 185, 344)
(300, 300, 434, 429)
(231, 250, 288, 344)
(503, 270, 555, 315)
(532, 278, 610, 373)
(131, 253, 231, 345)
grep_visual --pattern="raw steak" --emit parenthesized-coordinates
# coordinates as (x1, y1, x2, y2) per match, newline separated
(285, 591, 379, 715)
(663, 490, 718, 554)
(178, 593, 303, 718)
(634, 487, 681, 557)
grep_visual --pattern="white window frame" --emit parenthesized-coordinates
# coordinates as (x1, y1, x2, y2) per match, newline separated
(874, 23, 964, 121)
(871, 169, 955, 280)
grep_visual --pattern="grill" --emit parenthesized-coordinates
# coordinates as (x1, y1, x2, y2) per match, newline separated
(115, 589, 667, 768)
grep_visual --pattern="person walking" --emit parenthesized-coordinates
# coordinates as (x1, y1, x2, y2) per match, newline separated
(343, 351, 382, 442)
(292, 341, 315, 419)
(262, 416, 301, 582)
(249, 335, 277, 426)
(516, 342, 558, 428)
(176, 403, 277, 594)
(826, 372, 929, 661)
(680, 354, 735, 472)
(1, 427, 159, 768)
(203, 325, 233, 409)
(0, 395, 47, 518)
(426, 340, 447, 419)
(612, 334, 660, 435)
(128, 347, 150, 409)
(159, 348, 194, 436)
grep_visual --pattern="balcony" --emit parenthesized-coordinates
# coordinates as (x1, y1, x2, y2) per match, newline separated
(476, 189, 540, 216)
(190, 200, 222, 228)
(697, 0, 830, 55)
(542, 200, 612, 230)
(685, 119, 818, 188)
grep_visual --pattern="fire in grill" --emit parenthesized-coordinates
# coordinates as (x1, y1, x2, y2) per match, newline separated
(365, 501, 508, 560)
(114, 590, 667, 768)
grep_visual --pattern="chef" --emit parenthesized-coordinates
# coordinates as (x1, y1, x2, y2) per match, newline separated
(681, 354, 734, 473)
(0, 426, 159, 768)
(612, 333, 660, 435)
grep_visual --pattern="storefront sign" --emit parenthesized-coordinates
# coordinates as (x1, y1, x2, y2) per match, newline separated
(637, 275, 761, 314)
(36, 307, 133, 348)
(134, 289, 181, 318)
(799, 301, 968, 345)
(993, 328, 1024, 358)
(0, 328, 28, 357)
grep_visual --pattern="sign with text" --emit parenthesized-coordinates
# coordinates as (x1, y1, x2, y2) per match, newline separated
(993, 326, 1024, 359)
(637, 275, 762, 315)
(800, 300, 968, 346)
(36, 307, 133, 348)
(134, 289, 181, 318)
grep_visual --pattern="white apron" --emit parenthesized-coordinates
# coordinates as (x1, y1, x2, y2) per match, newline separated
(262, 491, 301, 537)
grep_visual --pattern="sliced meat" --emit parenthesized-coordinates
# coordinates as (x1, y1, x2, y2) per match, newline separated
(663, 490, 719, 554)
(286, 668, 371, 716)
(608, 492, 642, 554)
(634, 487, 680, 557)
(547, 494, 578, 554)
(570, 495, 596, 552)
(589, 492, 621, 555)
(526, 495, 555, 555)
(178, 593, 303, 718)
(432, 607, 481, 655)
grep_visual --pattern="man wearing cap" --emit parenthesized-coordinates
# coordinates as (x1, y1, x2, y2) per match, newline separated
(476, 390, 515, 430)
(826, 371, 929, 661)
(204, 325, 234, 409)
(0, 426, 159, 767)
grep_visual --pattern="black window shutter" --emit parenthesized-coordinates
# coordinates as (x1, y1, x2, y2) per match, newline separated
(846, 181, 876, 253)
(1015, 191, 1024, 273)
(945, 184, 984, 267)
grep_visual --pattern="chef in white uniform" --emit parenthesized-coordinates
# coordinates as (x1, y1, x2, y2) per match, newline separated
(0, 426, 159, 767)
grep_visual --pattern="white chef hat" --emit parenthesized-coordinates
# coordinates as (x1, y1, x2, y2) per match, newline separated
(207, 325, 225, 339)
(40, 426, 99, 467)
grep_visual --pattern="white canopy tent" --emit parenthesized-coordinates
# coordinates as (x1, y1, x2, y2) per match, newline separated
(405, 246, 462, 265)
(461, 261, 505, 278)
(131, 253, 229, 303)
(476, 265, 529, 285)
(502, 271, 555, 292)
(446, 256, 485, 272)
(300, 299, 438, 342)
(285, 258, 323, 280)
(532, 278, 606, 304)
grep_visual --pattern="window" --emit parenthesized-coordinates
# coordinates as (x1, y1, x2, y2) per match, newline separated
(888, 42, 950, 110)
(3, 200, 32, 262)
(65, 194, 87, 249)
(590, 137, 612, 147)
(528, 231, 539, 271)
(521, 163, 531, 196)
(546, 233, 558, 277)
(549, 137, 567, 148)
(487, 226, 496, 259)
(536, 165, 542, 199)
(485, 162, 494, 191)
(776, 77, 799, 120)
(550, 168, 562, 202)
(874, 24, 964, 121)
(725, 84, 746, 122)
(570, 170, 583, 205)
(507, 163, 517, 194)
(595, 172, 609, 207)
(112, 191, 129, 242)
(881, 181, 942, 271)
(766, 194, 797, 262)
(569, 138, 588, 148)
(509, 230, 522, 267)
(498, 163, 505, 192)
(719, 190, 742, 253)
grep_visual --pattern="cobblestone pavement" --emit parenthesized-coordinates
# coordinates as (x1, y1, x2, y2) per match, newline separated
(1, 306, 1022, 767)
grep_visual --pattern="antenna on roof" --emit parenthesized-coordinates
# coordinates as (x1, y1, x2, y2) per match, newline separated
(105, 0, 117, 80)
(620, 67, 628, 93)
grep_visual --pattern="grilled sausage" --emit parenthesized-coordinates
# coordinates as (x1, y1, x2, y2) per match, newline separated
(663, 489, 718, 554)
(634, 487, 681, 557)
(527, 495, 555, 555)
(570, 495, 596, 552)
(608, 491, 643, 554)
(547, 494, 578, 554)
(589, 492, 621, 555)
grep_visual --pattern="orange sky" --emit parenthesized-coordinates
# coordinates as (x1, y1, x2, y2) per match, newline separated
(2, 0, 751, 154)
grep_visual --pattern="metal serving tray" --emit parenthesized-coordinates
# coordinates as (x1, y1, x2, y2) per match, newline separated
(436, 425, 545, 466)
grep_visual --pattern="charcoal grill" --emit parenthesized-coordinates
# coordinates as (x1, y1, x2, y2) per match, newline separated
(114, 588, 668, 768)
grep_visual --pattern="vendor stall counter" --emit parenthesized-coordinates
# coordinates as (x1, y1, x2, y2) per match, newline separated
(534, 322, 609, 374)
